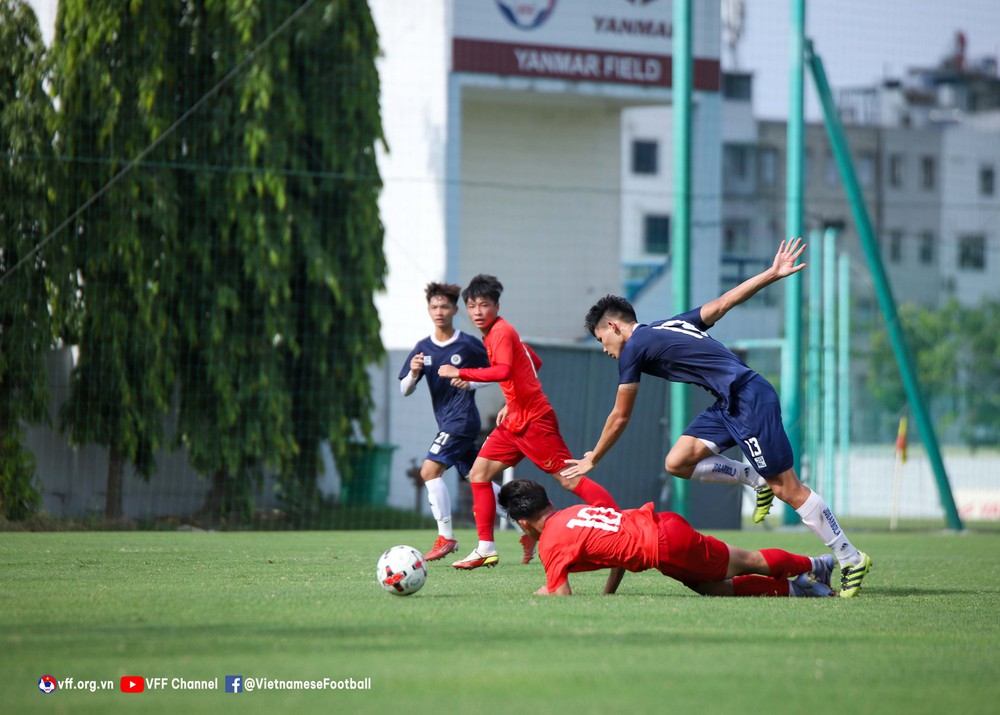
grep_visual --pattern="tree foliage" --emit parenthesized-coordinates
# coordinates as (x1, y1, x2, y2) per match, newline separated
(2, 0, 385, 523)
(867, 299, 1000, 447)
(50, 0, 181, 519)
(0, 0, 53, 519)
(171, 0, 386, 523)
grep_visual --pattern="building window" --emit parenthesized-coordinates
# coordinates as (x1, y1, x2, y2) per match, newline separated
(632, 140, 658, 175)
(919, 231, 935, 264)
(889, 230, 903, 263)
(857, 152, 875, 187)
(958, 235, 986, 270)
(724, 144, 751, 181)
(758, 147, 777, 186)
(644, 214, 671, 255)
(723, 219, 752, 255)
(921, 156, 936, 190)
(981, 166, 995, 196)
(824, 152, 838, 186)
(889, 153, 904, 187)
(722, 73, 752, 100)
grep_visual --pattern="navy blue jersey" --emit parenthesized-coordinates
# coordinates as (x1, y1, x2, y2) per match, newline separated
(399, 331, 490, 437)
(618, 307, 757, 409)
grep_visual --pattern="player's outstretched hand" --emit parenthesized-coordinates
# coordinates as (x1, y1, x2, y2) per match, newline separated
(772, 237, 807, 278)
(560, 452, 595, 479)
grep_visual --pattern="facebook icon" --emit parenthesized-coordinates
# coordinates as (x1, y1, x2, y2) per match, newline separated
(225, 676, 243, 694)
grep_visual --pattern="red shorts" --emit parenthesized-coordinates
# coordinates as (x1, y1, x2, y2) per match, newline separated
(655, 512, 731, 584)
(477, 409, 571, 475)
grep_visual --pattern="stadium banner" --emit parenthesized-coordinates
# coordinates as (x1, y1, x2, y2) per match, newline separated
(452, 0, 721, 91)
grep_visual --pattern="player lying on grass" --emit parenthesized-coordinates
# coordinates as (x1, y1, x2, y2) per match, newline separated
(498, 477, 836, 597)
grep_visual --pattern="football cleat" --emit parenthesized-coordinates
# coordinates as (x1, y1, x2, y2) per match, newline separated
(753, 484, 775, 524)
(424, 536, 459, 561)
(451, 548, 499, 570)
(790, 574, 836, 597)
(791, 555, 837, 597)
(519, 534, 537, 565)
(810, 554, 835, 588)
(839, 552, 872, 598)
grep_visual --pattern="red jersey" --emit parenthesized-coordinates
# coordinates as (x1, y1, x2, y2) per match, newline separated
(457, 317, 552, 435)
(538, 482, 660, 593)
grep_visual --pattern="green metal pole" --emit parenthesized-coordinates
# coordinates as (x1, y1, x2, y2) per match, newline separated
(806, 40, 963, 531)
(670, 0, 692, 517)
(838, 251, 851, 514)
(805, 228, 822, 493)
(822, 227, 838, 506)
(781, 0, 806, 524)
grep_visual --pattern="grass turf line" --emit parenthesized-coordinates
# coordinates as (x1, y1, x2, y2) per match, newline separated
(2, 528, 999, 715)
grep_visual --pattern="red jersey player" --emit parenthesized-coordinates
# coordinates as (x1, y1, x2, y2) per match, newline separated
(437, 274, 582, 570)
(498, 476, 836, 598)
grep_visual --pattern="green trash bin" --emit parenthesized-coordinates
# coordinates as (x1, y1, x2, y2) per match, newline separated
(341, 443, 396, 506)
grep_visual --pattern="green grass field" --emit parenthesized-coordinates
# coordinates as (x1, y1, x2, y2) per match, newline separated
(3, 526, 999, 714)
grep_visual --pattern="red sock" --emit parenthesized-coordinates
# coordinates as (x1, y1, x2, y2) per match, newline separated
(571, 477, 618, 509)
(732, 575, 791, 597)
(759, 548, 811, 579)
(470, 481, 496, 542)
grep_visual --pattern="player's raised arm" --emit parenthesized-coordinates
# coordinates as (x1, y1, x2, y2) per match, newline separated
(699, 238, 807, 326)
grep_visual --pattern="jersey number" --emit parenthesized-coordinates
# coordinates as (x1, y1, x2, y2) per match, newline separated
(565, 507, 622, 533)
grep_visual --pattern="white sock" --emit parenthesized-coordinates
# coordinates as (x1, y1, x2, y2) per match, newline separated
(796, 490, 861, 567)
(425, 477, 453, 540)
(477, 540, 496, 554)
(690, 455, 766, 489)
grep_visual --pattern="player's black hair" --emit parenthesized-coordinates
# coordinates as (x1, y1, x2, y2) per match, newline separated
(498, 478, 550, 522)
(425, 282, 461, 306)
(584, 295, 637, 335)
(462, 274, 503, 305)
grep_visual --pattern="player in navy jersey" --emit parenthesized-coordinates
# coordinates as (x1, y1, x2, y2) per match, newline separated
(562, 239, 872, 598)
(400, 282, 494, 561)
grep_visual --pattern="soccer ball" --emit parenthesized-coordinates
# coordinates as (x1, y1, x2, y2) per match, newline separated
(376, 545, 427, 596)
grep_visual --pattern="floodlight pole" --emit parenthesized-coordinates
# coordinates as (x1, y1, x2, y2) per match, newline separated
(670, 0, 692, 517)
(805, 39, 963, 531)
(780, 0, 806, 524)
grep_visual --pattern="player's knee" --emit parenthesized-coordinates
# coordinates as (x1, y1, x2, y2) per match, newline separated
(664, 453, 693, 478)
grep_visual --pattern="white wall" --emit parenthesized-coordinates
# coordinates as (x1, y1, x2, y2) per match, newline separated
(457, 93, 623, 342)
(369, 0, 452, 350)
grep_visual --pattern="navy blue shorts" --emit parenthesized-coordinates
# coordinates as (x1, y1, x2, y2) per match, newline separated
(425, 430, 479, 480)
(682, 374, 794, 479)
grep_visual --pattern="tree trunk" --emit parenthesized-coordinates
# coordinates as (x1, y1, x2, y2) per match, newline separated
(105, 447, 125, 519)
(201, 468, 229, 521)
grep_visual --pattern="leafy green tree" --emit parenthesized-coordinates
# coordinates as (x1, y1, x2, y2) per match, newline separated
(0, 0, 53, 520)
(49, 1, 180, 519)
(957, 300, 1000, 447)
(867, 299, 1000, 446)
(277, 0, 387, 517)
(172, 0, 386, 523)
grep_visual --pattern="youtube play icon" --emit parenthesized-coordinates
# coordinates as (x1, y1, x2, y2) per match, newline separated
(120, 676, 145, 693)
